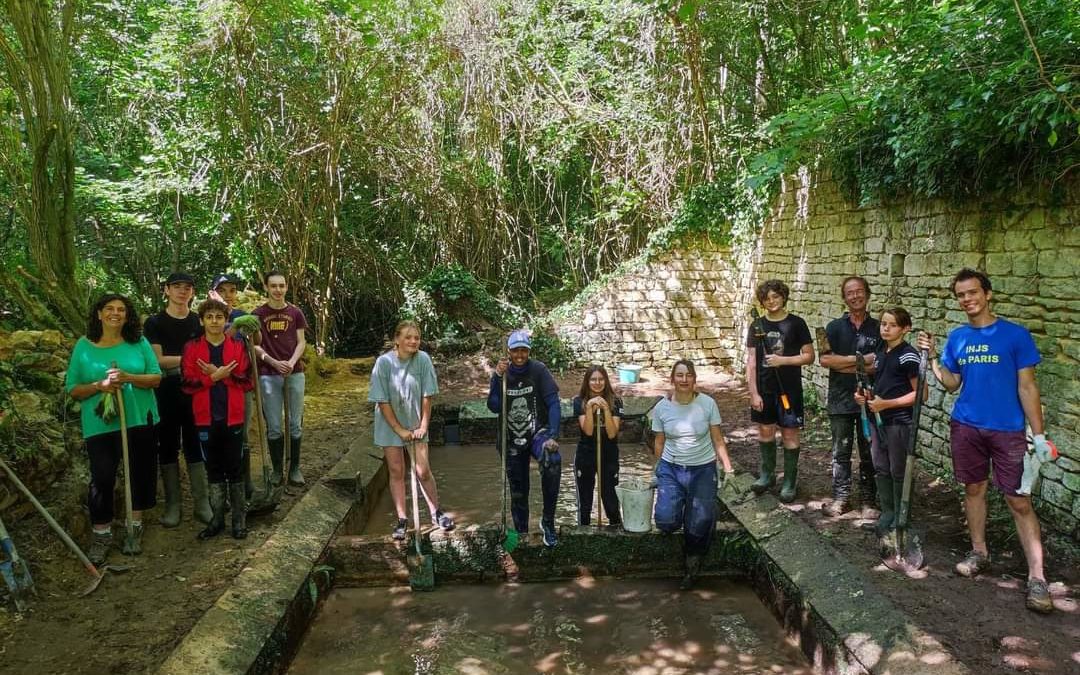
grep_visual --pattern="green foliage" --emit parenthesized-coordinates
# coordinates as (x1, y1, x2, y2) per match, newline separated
(758, 0, 1080, 203)
(400, 264, 524, 341)
(525, 330, 577, 375)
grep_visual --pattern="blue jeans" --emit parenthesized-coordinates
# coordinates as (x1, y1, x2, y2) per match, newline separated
(654, 458, 717, 556)
(259, 373, 305, 440)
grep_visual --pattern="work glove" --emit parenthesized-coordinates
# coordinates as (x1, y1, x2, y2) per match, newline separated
(1032, 434, 1059, 463)
(718, 470, 744, 499)
(231, 314, 260, 337)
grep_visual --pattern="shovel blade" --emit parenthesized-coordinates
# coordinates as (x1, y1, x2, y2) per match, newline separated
(78, 573, 106, 597)
(883, 528, 925, 575)
(407, 552, 435, 591)
(502, 529, 519, 553)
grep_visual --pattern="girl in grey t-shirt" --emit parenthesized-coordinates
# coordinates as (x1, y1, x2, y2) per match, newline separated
(369, 320, 454, 539)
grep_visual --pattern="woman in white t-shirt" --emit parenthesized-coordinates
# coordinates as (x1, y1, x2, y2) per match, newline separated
(651, 359, 735, 590)
(369, 321, 455, 540)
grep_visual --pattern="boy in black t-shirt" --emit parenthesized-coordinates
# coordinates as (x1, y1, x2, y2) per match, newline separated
(746, 279, 815, 503)
(856, 307, 923, 537)
(144, 272, 212, 527)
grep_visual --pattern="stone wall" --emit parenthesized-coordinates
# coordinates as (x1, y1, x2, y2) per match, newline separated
(557, 171, 1080, 538)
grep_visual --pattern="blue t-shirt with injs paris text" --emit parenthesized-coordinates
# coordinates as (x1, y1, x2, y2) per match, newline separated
(941, 318, 1040, 432)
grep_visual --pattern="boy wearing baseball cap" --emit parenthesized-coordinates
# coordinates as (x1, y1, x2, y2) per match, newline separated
(486, 329, 563, 547)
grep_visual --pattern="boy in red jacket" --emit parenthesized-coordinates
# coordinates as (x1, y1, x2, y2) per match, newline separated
(182, 299, 253, 539)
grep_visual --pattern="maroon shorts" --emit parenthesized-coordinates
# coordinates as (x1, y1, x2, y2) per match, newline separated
(949, 420, 1026, 496)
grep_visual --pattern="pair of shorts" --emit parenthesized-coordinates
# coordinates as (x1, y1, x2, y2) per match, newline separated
(751, 390, 804, 428)
(950, 420, 1026, 496)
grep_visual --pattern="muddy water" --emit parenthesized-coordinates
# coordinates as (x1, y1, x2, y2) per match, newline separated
(288, 578, 810, 675)
(360, 443, 659, 535)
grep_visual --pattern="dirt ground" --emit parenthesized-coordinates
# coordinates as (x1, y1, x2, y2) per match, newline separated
(1, 355, 1077, 674)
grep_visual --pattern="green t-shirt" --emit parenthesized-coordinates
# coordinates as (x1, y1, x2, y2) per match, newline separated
(64, 337, 162, 439)
(368, 350, 439, 447)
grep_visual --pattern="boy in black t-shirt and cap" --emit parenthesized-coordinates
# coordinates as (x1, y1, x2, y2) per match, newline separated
(487, 330, 562, 547)
(144, 272, 212, 526)
(746, 279, 815, 503)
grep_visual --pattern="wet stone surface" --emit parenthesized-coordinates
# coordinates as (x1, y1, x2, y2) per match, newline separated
(288, 577, 811, 674)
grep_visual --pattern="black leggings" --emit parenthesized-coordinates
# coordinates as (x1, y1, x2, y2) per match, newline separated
(155, 375, 201, 465)
(198, 423, 244, 483)
(574, 442, 620, 524)
(85, 423, 158, 525)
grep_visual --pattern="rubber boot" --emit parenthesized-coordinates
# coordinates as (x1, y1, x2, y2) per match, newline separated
(269, 436, 285, 486)
(229, 482, 248, 539)
(751, 441, 777, 495)
(288, 436, 305, 487)
(893, 479, 905, 528)
(159, 463, 182, 528)
(679, 554, 703, 591)
(242, 447, 254, 500)
(874, 476, 896, 535)
(779, 448, 800, 503)
(188, 462, 214, 525)
(198, 483, 227, 540)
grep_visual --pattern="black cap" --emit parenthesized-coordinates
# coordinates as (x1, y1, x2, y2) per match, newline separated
(164, 271, 195, 286)
(211, 273, 241, 290)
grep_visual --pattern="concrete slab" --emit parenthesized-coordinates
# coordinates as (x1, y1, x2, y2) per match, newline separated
(157, 429, 381, 675)
(721, 475, 970, 675)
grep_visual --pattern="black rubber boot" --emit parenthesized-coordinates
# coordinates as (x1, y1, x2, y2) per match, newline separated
(779, 447, 800, 503)
(198, 483, 227, 540)
(751, 441, 777, 495)
(288, 436, 305, 487)
(680, 554, 703, 591)
(229, 482, 248, 539)
(268, 436, 285, 486)
(159, 463, 182, 528)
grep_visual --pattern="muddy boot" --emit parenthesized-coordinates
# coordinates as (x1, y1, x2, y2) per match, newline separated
(288, 436, 305, 487)
(242, 447, 254, 500)
(679, 554, 703, 591)
(88, 530, 112, 565)
(779, 448, 800, 503)
(751, 441, 777, 495)
(198, 483, 228, 540)
(159, 463, 182, 528)
(188, 462, 214, 525)
(873, 477, 895, 534)
(229, 482, 248, 540)
(269, 436, 285, 486)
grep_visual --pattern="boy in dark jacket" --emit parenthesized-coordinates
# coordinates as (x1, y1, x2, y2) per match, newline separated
(182, 299, 253, 540)
(487, 330, 562, 547)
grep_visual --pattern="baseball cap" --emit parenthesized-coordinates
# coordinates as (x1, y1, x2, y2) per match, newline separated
(164, 271, 195, 286)
(211, 273, 241, 290)
(507, 329, 531, 350)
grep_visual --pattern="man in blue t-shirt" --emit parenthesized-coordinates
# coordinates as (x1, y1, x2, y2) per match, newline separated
(487, 330, 562, 547)
(919, 268, 1057, 614)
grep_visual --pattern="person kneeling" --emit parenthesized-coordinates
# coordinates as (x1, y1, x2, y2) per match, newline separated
(182, 299, 253, 540)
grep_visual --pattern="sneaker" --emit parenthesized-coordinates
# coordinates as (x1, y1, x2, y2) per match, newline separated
(391, 518, 408, 541)
(540, 521, 558, 548)
(955, 550, 990, 577)
(88, 531, 112, 565)
(1025, 578, 1053, 614)
(432, 510, 455, 531)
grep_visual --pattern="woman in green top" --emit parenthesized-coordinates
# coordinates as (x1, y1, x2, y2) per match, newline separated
(65, 294, 162, 564)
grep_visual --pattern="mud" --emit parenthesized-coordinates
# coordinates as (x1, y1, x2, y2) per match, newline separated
(288, 578, 811, 674)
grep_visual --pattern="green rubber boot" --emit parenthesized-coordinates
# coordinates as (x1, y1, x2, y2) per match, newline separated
(779, 447, 800, 503)
(893, 478, 905, 527)
(874, 476, 896, 535)
(188, 461, 214, 525)
(159, 463, 182, 528)
(751, 441, 777, 495)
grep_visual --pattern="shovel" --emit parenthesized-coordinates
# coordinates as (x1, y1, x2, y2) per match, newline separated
(245, 340, 282, 514)
(115, 383, 139, 556)
(884, 347, 929, 574)
(406, 440, 435, 591)
(0, 457, 129, 596)
(0, 512, 35, 611)
(595, 407, 603, 528)
(500, 375, 519, 553)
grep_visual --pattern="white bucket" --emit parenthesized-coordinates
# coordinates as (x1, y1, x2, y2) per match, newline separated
(615, 478, 655, 533)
